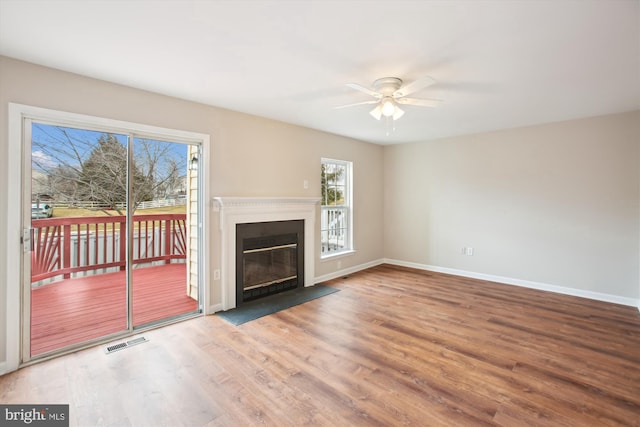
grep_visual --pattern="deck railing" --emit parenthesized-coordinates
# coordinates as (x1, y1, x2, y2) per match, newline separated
(31, 214, 187, 284)
(43, 198, 186, 210)
(320, 206, 348, 254)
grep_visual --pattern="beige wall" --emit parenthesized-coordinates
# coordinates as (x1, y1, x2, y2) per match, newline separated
(0, 56, 384, 368)
(384, 111, 640, 300)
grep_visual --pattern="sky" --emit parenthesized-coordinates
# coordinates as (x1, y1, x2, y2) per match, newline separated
(31, 122, 189, 173)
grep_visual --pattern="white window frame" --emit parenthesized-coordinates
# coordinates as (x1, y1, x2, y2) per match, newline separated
(320, 158, 353, 259)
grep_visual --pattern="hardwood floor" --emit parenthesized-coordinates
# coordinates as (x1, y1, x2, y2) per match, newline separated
(2, 264, 639, 426)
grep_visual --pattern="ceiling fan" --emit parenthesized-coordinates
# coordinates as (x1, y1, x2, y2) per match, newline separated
(336, 76, 441, 121)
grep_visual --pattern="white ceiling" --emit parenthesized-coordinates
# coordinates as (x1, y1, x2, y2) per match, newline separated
(1, 0, 639, 145)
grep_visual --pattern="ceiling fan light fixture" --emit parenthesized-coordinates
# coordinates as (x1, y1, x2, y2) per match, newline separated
(381, 98, 396, 117)
(392, 106, 405, 120)
(369, 104, 383, 120)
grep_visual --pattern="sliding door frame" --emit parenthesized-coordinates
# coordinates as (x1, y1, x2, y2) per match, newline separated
(5, 103, 211, 371)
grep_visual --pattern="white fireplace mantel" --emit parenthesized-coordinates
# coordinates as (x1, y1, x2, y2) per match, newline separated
(214, 197, 321, 310)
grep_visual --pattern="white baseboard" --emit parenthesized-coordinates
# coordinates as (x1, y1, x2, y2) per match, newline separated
(314, 259, 385, 284)
(384, 258, 640, 308)
(209, 258, 639, 313)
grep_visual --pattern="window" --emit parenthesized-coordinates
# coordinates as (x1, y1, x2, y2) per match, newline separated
(321, 158, 352, 257)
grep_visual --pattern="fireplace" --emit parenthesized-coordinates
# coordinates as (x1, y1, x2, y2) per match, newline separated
(214, 197, 320, 311)
(236, 220, 304, 304)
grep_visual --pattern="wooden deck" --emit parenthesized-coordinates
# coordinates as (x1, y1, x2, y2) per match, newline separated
(31, 263, 198, 356)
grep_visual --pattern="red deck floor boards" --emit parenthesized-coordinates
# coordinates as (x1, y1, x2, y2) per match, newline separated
(31, 263, 198, 356)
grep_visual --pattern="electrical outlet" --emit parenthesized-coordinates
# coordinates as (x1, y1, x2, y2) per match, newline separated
(462, 247, 467, 255)
(466, 247, 474, 256)
(213, 269, 221, 280)
(303, 180, 309, 189)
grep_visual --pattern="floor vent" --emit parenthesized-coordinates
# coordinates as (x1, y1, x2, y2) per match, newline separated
(105, 336, 148, 354)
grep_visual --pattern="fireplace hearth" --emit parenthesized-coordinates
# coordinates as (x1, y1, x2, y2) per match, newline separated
(236, 220, 304, 305)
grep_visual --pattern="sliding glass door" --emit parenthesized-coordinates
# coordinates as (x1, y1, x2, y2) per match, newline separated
(130, 137, 199, 327)
(24, 121, 201, 359)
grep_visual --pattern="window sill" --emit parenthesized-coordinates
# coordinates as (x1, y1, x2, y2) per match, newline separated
(320, 249, 356, 262)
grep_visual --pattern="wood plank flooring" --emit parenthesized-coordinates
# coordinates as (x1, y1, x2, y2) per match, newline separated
(3, 264, 639, 426)
(31, 263, 198, 355)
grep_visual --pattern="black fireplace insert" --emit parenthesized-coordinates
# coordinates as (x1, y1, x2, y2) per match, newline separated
(236, 220, 304, 304)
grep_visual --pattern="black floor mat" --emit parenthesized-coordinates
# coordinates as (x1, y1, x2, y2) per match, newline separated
(216, 284, 339, 325)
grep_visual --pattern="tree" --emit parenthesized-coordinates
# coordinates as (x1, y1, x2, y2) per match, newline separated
(321, 162, 344, 206)
(47, 165, 79, 201)
(133, 138, 184, 202)
(32, 125, 187, 215)
(32, 126, 89, 202)
(76, 133, 153, 214)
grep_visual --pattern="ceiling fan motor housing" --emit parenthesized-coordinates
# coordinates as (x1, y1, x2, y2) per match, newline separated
(373, 77, 403, 96)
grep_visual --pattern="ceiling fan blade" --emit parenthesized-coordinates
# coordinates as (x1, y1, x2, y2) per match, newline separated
(393, 75, 436, 97)
(396, 97, 442, 107)
(334, 100, 379, 109)
(346, 83, 383, 98)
